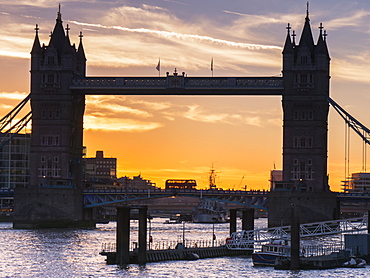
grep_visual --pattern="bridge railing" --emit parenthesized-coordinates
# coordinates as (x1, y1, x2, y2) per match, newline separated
(101, 239, 225, 253)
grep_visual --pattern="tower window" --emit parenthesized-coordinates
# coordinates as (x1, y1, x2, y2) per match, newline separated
(300, 74, 307, 84)
(47, 74, 54, 83)
(300, 56, 308, 65)
(301, 111, 306, 120)
(294, 111, 299, 120)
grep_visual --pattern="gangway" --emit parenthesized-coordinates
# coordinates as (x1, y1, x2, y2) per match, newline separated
(226, 216, 368, 250)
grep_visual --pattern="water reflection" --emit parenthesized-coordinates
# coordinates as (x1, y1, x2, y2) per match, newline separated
(0, 219, 368, 277)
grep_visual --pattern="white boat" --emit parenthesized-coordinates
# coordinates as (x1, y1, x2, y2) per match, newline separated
(192, 199, 227, 223)
(252, 238, 291, 266)
(342, 257, 366, 268)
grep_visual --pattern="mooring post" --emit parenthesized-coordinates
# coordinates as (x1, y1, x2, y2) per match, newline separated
(242, 208, 254, 231)
(290, 204, 300, 270)
(229, 209, 237, 235)
(116, 206, 131, 265)
(138, 206, 148, 264)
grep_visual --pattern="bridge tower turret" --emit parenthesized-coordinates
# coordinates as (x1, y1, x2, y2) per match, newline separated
(13, 7, 89, 228)
(282, 10, 330, 192)
(268, 10, 338, 227)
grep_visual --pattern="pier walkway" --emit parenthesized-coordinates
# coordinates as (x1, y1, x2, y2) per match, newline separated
(226, 216, 368, 250)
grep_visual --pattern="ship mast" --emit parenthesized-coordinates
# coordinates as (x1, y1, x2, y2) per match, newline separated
(209, 163, 217, 189)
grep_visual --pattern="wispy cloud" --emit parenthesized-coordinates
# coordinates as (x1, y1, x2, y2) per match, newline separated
(71, 20, 282, 51)
(84, 115, 163, 132)
(0, 91, 28, 100)
(183, 105, 261, 126)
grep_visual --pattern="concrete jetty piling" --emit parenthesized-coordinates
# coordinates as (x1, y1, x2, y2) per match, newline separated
(105, 205, 255, 265)
(290, 204, 300, 270)
(116, 205, 148, 265)
(229, 209, 237, 235)
(242, 208, 254, 231)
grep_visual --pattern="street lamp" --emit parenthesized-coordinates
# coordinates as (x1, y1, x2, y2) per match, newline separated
(182, 220, 186, 247)
(212, 217, 217, 247)
(148, 216, 153, 250)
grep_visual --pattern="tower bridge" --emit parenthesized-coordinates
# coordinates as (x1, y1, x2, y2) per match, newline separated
(11, 7, 343, 228)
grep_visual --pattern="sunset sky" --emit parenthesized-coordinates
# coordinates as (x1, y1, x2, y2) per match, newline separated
(1, 1, 370, 191)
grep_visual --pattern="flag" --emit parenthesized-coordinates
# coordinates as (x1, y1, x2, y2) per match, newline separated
(156, 58, 160, 71)
(211, 57, 213, 71)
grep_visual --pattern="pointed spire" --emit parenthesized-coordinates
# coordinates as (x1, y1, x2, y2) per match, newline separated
(298, 2, 314, 51)
(57, 3, 62, 21)
(292, 30, 296, 46)
(319, 22, 323, 36)
(283, 23, 294, 54)
(49, 5, 71, 55)
(316, 23, 329, 57)
(77, 31, 86, 61)
(31, 24, 42, 54)
(65, 24, 71, 46)
(306, 1, 309, 19)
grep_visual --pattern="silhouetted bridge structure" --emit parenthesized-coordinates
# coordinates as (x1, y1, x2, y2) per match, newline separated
(83, 189, 370, 210)
(2, 188, 370, 213)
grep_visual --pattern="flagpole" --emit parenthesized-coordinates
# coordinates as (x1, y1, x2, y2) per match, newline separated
(211, 57, 214, 77)
(156, 58, 160, 77)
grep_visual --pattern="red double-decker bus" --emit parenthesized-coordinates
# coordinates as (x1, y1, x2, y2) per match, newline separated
(165, 179, 197, 190)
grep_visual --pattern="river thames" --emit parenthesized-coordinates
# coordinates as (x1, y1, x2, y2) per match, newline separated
(0, 219, 368, 277)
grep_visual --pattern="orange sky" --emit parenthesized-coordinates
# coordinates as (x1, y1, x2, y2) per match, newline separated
(2, 2, 370, 191)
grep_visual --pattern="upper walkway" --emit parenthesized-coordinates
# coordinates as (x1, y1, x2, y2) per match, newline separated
(70, 76, 284, 95)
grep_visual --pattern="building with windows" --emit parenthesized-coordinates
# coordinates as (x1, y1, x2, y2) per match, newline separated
(84, 151, 117, 179)
(117, 175, 157, 190)
(0, 133, 30, 189)
(342, 173, 370, 193)
(269, 170, 283, 190)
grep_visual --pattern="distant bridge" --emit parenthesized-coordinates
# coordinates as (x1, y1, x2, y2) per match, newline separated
(82, 189, 370, 210)
(83, 188, 268, 209)
(2, 189, 370, 211)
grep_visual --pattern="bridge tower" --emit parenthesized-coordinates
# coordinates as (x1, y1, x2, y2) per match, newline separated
(268, 10, 339, 227)
(13, 8, 90, 228)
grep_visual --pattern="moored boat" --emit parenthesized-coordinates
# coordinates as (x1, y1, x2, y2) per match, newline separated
(252, 238, 291, 266)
